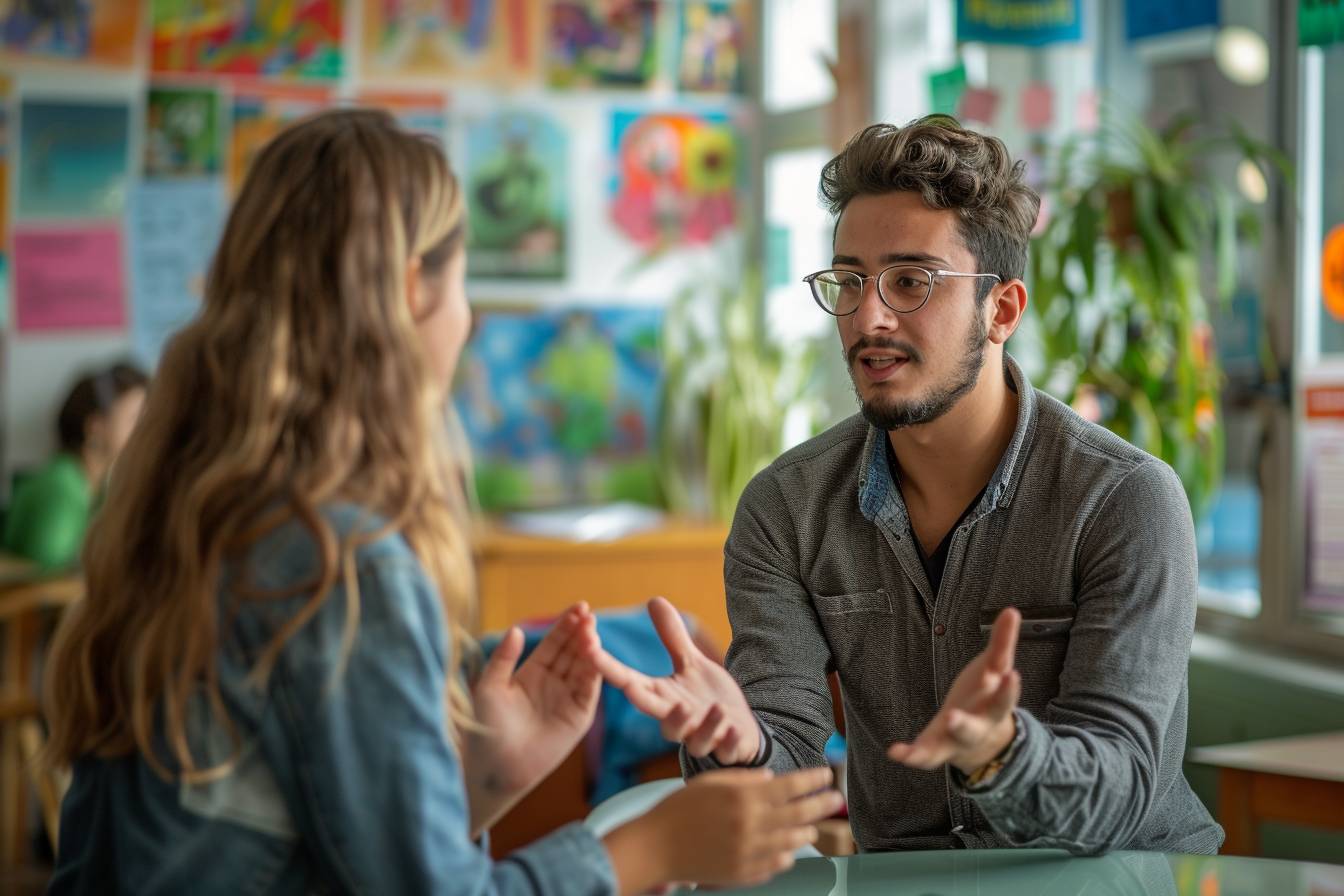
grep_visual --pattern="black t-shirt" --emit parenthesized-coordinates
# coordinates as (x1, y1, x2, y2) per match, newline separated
(887, 438, 985, 597)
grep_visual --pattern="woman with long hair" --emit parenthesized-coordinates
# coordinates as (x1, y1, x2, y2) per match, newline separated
(42, 109, 838, 895)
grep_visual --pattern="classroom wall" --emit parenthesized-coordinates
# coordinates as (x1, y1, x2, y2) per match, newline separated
(0, 2, 753, 485)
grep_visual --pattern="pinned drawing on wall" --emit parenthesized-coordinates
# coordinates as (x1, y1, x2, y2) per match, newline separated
(1301, 0, 1344, 47)
(1075, 88, 1100, 132)
(229, 85, 331, 190)
(927, 63, 966, 117)
(957, 86, 1000, 126)
(128, 180, 226, 365)
(361, 0, 539, 82)
(352, 90, 449, 140)
(676, 1, 746, 93)
(14, 225, 125, 332)
(0, 0, 139, 67)
(465, 111, 568, 281)
(18, 98, 130, 219)
(0, 76, 8, 328)
(150, 0, 343, 79)
(454, 306, 663, 510)
(549, 0, 659, 88)
(1323, 224, 1344, 323)
(1303, 380, 1344, 611)
(609, 109, 739, 248)
(145, 85, 222, 178)
(1019, 82, 1054, 131)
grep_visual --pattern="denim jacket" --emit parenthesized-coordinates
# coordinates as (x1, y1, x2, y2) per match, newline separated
(50, 506, 617, 895)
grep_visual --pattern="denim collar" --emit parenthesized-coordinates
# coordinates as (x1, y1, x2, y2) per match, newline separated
(857, 354, 1038, 531)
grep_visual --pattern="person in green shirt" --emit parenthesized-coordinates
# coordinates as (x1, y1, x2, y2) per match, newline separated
(3, 362, 148, 570)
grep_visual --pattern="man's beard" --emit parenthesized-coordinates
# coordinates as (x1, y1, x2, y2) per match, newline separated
(848, 314, 988, 431)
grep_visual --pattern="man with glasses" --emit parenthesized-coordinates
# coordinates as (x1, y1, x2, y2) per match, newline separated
(596, 116, 1222, 856)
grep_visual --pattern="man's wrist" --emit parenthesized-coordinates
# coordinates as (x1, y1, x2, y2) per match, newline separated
(963, 713, 1022, 788)
(954, 712, 1017, 777)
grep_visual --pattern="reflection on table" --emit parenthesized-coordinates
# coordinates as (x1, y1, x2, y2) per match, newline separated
(720, 848, 1344, 896)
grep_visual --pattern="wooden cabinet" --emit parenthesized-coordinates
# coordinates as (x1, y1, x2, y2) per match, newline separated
(474, 519, 732, 650)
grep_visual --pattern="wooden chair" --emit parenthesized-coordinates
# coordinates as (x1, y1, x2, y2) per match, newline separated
(0, 561, 82, 867)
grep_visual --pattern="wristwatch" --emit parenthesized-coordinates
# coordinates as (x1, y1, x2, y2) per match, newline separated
(965, 713, 1022, 789)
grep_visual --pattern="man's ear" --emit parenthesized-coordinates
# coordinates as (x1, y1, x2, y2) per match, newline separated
(987, 279, 1028, 345)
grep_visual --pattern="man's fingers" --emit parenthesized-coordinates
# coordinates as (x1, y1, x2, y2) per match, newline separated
(684, 703, 730, 757)
(988, 669, 1021, 719)
(648, 597, 699, 673)
(887, 735, 952, 770)
(590, 646, 643, 690)
(986, 607, 1020, 674)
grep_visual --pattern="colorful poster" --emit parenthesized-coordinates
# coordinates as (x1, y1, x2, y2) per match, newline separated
(14, 226, 125, 332)
(128, 180, 226, 365)
(454, 307, 662, 510)
(353, 90, 448, 140)
(609, 110, 739, 248)
(18, 99, 130, 219)
(1304, 382, 1344, 611)
(0, 76, 10, 252)
(145, 85, 222, 178)
(361, 0, 539, 81)
(956, 0, 1082, 46)
(0, 0, 139, 67)
(549, 0, 658, 88)
(1324, 224, 1344, 322)
(230, 85, 330, 190)
(150, 0, 343, 79)
(465, 112, 567, 281)
(677, 2, 746, 93)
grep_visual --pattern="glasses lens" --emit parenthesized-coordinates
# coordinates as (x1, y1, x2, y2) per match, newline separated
(811, 271, 863, 314)
(879, 266, 932, 311)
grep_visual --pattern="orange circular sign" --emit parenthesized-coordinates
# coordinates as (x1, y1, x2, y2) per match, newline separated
(1325, 224, 1344, 322)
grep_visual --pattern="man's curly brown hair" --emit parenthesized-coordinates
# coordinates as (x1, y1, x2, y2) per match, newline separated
(819, 115, 1040, 299)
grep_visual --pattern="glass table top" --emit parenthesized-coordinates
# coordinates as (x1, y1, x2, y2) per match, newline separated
(721, 849, 1344, 896)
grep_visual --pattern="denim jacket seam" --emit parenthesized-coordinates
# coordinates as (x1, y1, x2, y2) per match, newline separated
(270, 662, 368, 896)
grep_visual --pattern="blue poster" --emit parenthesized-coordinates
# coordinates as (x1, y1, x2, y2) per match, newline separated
(19, 99, 130, 219)
(1125, 0, 1218, 42)
(453, 307, 662, 510)
(956, 0, 1082, 46)
(127, 180, 226, 366)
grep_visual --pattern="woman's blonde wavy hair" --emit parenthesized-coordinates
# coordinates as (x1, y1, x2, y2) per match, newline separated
(44, 108, 475, 780)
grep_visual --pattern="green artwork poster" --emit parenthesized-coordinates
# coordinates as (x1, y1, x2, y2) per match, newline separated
(145, 86, 221, 178)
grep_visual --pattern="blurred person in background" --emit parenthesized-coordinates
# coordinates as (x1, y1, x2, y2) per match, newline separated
(2, 361, 148, 570)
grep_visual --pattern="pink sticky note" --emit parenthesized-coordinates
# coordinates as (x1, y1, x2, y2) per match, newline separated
(1076, 89, 1099, 133)
(14, 225, 126, 332)
(958, 87, 1000, 125)
(1020, 82, 1054, 131)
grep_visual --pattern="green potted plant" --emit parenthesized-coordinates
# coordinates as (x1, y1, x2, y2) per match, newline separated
(1027, 108, 1290, 518)
(656, 260, 824, 523)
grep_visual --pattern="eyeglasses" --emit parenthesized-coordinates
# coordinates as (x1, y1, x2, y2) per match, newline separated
(802, 265, 1002, 316)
